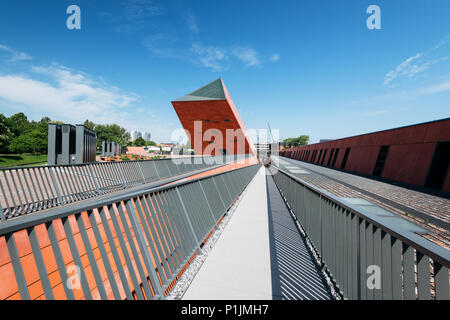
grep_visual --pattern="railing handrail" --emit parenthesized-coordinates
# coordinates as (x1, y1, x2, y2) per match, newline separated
(0, 154, 252, 171)
(0, 160, 260, 300)
(0, 163, 261, 237)
(271, 165, 450, 267)
(0, 154, 253, 220)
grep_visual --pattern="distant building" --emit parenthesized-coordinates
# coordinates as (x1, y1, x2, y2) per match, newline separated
(158, 143, 174, 153)
(144, 146, 160, 153)
(130, 130, 142, 141)
(142, 131, 151, 141)
(159, 143, 176, 148)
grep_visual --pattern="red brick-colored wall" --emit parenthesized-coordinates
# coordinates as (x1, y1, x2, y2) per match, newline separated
(172, 100, 254, 155)
(171, 80, 256, 156)
(281, 119, 450, 192)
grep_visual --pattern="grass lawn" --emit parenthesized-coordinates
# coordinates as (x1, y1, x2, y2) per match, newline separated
(0, 154, 48, 168)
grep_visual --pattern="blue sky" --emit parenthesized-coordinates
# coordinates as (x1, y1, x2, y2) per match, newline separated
(0, 0, 449, 143)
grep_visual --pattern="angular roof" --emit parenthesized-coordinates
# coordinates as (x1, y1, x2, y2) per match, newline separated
(174, 78, 227, 102)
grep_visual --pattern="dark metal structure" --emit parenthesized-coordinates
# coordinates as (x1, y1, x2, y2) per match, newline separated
(102, 141, 122, 157)
(269, 164, 450, 300)
(48, 124, 97, 165)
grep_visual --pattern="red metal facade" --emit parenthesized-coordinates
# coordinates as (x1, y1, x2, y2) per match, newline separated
(281, 119, 450, 193)
(171, 79, 256, 156)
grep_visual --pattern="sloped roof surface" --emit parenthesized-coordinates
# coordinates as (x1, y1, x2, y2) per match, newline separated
(174, 78, 226, 101)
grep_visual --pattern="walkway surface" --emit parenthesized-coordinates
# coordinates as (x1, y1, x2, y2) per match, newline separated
(183, 166, 332, 300)
(183, 167, 272, 300)
(272, 156, 450, 248)
(265, 168, 332, 300)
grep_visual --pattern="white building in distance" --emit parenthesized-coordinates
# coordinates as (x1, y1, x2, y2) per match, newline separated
(130, 130, 142, 141)
(142, 131, 151, 141)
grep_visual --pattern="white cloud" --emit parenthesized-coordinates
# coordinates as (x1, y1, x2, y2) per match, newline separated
(144, 33, 263, 71)
(384, 34, 450, 87)
(419, 80, 450, 95)
(434, 33, 450, 50)
(98, 0, 163, 34)
(270, 53, 280, 62)
(383, 53, 424, 86)
(0, 44, 33, 62)
(0, 64, 139, 126)
(124, 0, 163, 19)
(0, 45, 184, 142)
(186, 14, 199, 33)
(384, 55, 448, 86)
(191, 43, 229, 71)
(232, 47, 261, 67)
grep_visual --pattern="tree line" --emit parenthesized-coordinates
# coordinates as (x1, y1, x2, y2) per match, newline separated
(0, 112, 153, 155)
(282, 135, 310, 148)
(83, 120, 157, 149)
(0, 113, 53, 154)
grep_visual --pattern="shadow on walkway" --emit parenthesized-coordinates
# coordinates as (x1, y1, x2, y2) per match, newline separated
(265, 168, 333, 300)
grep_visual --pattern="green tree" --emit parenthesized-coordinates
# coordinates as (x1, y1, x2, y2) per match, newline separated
(9, 130, 46, 154)
(95, 124, 130, 149)
(283, 135, 310, 148)
(147, 140, 157, 146)
(0, 114, 12, 153)
(133, 137, 146, 146)
(83, 119, 95, 130)
(6, 112, 30, 137)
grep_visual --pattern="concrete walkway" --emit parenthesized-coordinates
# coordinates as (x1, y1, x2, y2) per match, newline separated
(182, 166, 333, 300)
(183, 167, 273, 300)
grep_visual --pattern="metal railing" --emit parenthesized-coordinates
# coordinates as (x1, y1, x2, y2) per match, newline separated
(0, 155, 251, 221)
(269, 165, 450, 300)
(0, 163, 260, 300)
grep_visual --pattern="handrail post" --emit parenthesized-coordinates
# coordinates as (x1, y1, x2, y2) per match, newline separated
(175, 187, 201, 253)
(320, 194, 323, 258)
(356, 216, 361, 300)
(125, 200, 163, 299)
(117, 163, 127, 188)
(0, 203, 5, 221)
(153, 161, 160, 179)
(199, 181, 217, 222)
(137, 161, 146, 183)
(88, 165, 102, 195)
(49, 167, 65, 206)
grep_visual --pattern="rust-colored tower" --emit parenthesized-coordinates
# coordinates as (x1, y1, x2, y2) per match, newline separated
(171, 78, 256, 156)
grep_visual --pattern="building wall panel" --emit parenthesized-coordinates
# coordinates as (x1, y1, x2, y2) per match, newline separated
(442, 170, 450, 193)
(281, 119, 450, 192)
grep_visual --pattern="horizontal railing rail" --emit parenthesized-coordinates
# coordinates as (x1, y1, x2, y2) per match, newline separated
(0, 155, 251, 220)
(0, 163, 260, 300)
(269, 165, 450, 300)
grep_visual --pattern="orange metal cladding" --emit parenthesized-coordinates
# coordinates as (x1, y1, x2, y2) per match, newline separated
(171, 78, 256, 156)
(0, 156, 257, 300)
(0, 196, 196, 300)
(169, 156, 259, 185)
